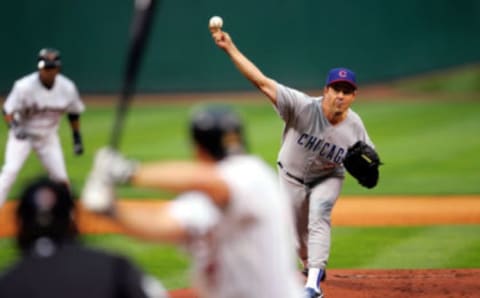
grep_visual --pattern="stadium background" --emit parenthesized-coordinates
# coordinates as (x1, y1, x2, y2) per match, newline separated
(1, 0, 479, 94)
(1, 1, 480, 296)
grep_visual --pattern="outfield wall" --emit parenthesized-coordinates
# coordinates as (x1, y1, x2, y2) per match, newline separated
(1, 0, 479, 93)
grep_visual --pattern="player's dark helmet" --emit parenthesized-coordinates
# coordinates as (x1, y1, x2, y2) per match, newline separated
(190, 105, 246, 160)
(37, 48, 61, 69)
(16, 177, 77, 253)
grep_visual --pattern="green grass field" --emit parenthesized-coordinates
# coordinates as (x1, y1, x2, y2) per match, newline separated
(1, 225, 479, 289)
(1, 97, 480, 198)
(1, 71, 480, 289)
(392, 64, 480, 94)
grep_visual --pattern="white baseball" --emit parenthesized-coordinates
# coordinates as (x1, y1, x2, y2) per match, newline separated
(209, 16, 223, 30)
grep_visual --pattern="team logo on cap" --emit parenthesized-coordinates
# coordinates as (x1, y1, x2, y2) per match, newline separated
(338, 70, 348, 78)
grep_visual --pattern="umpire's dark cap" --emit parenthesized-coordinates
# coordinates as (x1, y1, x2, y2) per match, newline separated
(16, 177, 77, 252)
(325, 67, 357, 89)
(37, 48, 61, 69)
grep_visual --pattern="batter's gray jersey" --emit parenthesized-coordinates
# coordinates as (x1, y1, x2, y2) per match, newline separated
(4, 72, 85, 138)
(275, 83, 373, 184)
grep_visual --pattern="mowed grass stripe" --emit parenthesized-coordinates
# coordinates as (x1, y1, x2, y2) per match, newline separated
(1, 100, 480, 198)
(85, 235, 191, 289)
(365, 226, 479, 269)
(329, 225, 480, 269)
(2, 225, 480, 289)
(351, 101, 480, 194)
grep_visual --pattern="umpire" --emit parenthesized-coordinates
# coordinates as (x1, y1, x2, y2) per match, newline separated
(0, 177, 167, 298)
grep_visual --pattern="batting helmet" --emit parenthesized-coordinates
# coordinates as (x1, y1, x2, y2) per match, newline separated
(37, 48, 61, 69)
(16, 177, 77, 253)
(190, 105, 246, 160)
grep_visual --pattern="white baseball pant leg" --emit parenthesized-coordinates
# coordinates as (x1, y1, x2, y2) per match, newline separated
(307, 177, 343, 269)
(0, 131, 33, 206)
(32, 133, 69, 184)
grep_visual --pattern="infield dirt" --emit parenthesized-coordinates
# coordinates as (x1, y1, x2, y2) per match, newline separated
(167, 268, 480, 298)
(2, 196, 479, 236)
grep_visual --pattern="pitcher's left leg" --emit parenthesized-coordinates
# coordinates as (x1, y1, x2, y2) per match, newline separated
(304, 177, 343, 294)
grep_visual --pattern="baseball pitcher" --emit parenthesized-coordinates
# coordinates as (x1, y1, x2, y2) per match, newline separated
(210, 25, 381, 298)
(0, 48, 85, 207)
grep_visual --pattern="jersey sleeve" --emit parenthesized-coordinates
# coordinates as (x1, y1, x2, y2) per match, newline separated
(168, 191, 222, 238)
(352, 111, 375, 148)
(65, 81, 85, 114)
(3, 81, 22, 114)
(363, 130, 374, 148)
(275, 83, 312, 123)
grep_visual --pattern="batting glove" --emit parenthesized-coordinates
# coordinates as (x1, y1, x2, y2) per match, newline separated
(73, 131, 84, 155)
(11, 124, 28, 140)
(81, 147, 137, 214)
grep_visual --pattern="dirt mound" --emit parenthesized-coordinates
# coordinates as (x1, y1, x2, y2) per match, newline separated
(321, 269, 480, 298)
(168, 269, 480, 298)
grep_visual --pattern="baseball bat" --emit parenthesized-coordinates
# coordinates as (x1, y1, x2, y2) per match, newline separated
(109, 0, 158, 149)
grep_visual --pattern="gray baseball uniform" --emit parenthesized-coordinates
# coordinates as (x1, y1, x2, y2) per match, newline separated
(274, 82, 373, 270)
(0, 72, 85, 206)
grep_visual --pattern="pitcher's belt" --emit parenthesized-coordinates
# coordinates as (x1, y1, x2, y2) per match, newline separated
(277, 161, 306, 185)
(277, 161, 326, 188)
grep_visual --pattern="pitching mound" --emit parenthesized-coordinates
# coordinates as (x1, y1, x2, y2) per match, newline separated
(321, 269, 480, 298)
(168, 269, 480, 298)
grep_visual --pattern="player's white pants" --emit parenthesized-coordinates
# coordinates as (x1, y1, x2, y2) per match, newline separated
(278, 170, 343, 269)
(0, 131, 69, 206)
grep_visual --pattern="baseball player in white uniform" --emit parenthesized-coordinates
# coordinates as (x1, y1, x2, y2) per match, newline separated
(0, 48, 85, 207)
(211, 30, 376, 298)
(81, 105, 303, 298)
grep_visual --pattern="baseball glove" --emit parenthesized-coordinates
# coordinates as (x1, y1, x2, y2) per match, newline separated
(343, 141, 382, 189)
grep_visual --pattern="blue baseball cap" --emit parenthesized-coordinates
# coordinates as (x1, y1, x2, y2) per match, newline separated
(325, 67, 357, 89)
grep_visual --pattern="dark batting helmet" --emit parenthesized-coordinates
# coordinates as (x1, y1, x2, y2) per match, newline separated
(16, 177, 77, 253)
(190, 105, 246, 160)
(37, 48, 61, 69)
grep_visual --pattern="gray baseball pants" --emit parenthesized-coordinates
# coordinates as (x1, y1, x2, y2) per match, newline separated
(278, 170, 343, 269)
